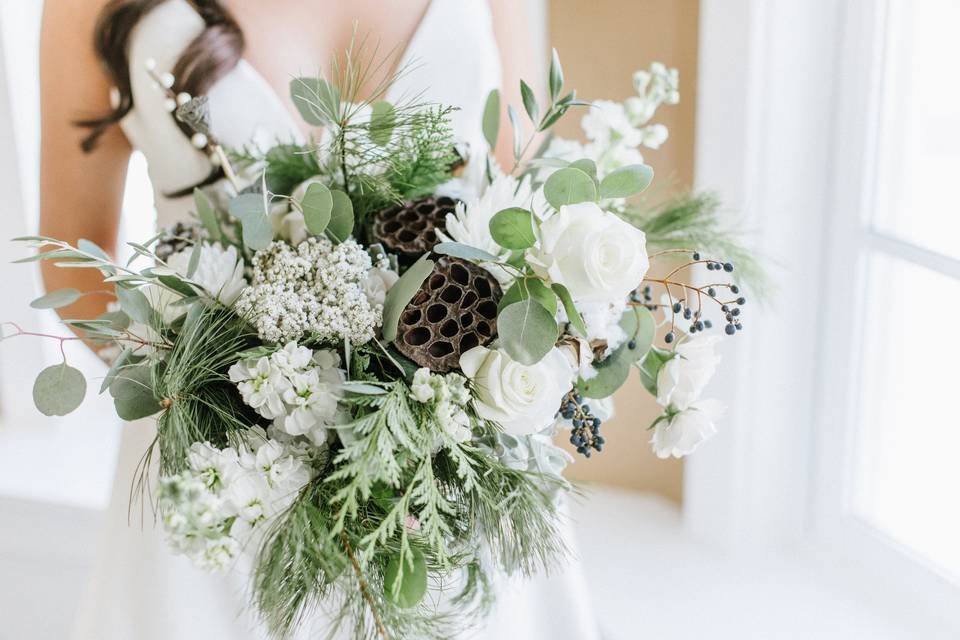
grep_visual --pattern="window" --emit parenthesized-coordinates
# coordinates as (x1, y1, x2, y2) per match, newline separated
(841, 0, 960, 582)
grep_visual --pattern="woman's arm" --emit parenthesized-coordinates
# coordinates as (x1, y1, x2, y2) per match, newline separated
(488, 0, 544, 170)
(39, 0, 131, 321)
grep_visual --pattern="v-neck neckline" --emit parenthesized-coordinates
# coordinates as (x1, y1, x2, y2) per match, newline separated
(193, 0, 437, 140)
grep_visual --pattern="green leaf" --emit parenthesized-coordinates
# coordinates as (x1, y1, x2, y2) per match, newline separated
(599, 164, 655, 199)
(116, 286, 153, 325)
(100, 346, 134, 394)
(97, 310, 130, 332)
(507, 104, 523, 160)
(548, 48, 564, 102)
(382, 255, 435, 342)
(109, 363, 162, 421)
(577, 306, 656, 398)
(499, 277, 558, 316)
(638, 346, 672, 396)
(326, 190, 355, 242)
(33, 363, 86, 416)
(432, 242, 501, 263)
(193, 188, 222, 242)
(186, 242, 202, 278)
(300, 182, 333, 236)
(157, 274, 196, 298)
(229, 193, 273, 251)
(568, 159, 598, 181)
(384, 548, 427, 609)
(497, 299, 558, 365)
(289, 77, 338, 126)
(489, 207, 536, 250)
(341, 381, 389, 395)
(369, 101, 395, 146)
(78, 239, 110, 262)
(30, 288, 81, 309)
(551, 282, 587, 336)
(482, 89, 500, 150)
(543, 167, 598, 209)
(520, 79, 539, 123)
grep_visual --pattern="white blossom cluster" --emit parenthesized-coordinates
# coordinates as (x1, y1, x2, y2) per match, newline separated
(409, 367, 473, 443)
(537, 61, 679, 180)
(156, 428, 314, 572)
(235, 237, 381, 345)
(650, 336, 725, 459)
(229, 342, 346, 446)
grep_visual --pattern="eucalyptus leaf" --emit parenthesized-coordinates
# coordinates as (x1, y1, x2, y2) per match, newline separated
(548, 48, 564, 102)
(577, 306, 656, 398)
(431, 242, 502, 263)
(568, 159, 598, 182)
(290, 77, 338, 126)
(100, 347, 134, 394)
(369, 101, 395, 146)
(97, 310, 130, 332)
(551, 282, 587, 336)
(599, 164, 654, 199)
(116, 286, 153, 325)
(32, 363, 86, 416)
(520, 79, 539, 123)
(384, 549, 427, 609)
(30, 288, 81, 310)
(109, 363, 162, 421)
(158, 274, 196, 298)
(193, 188, 222, 242)
(499, 277, 558, 316)
(326, 190, 355, 242)
(543, 167, 598, 209)
(489, 207, 536, 250)
(78, 239, 110, 262)
(186, 242, 202, 278)
(507, 104, 523, 160)
(482, 89, 500, 150)
(638, 347, 672, 396)
(382, 255, 435, 342)
(229, 193, 273, 251)
(498, 299, 558, 365)
(300, 182, 333, 236)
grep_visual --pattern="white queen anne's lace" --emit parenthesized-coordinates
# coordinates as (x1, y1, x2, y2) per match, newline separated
(235, 237, 381, 345)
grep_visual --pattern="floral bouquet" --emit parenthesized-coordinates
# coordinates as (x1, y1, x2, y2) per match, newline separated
(6, 47, 754, 639)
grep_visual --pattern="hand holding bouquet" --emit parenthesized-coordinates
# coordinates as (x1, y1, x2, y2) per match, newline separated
(6, 47, 756, 639)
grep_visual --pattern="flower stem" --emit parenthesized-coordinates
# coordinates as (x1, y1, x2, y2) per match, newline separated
(340, 531, 388, 639)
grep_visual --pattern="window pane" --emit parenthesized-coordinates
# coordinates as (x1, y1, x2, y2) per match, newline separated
(853, 251, 960, 578)
(871, 0, 960, 259)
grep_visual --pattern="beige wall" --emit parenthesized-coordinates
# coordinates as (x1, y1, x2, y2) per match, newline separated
(548, 0, 700, 502)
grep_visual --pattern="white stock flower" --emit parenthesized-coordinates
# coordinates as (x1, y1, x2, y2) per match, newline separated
(229, 357, 290, 420)
(650, 399, 724, 459)
(410, 368, 436, 403)
(168, 242, 246, 306)
(529, 202, 649, 304)
(279, 366, 345, 446)
(269, 341, 314, 376)
(362, 267, 399, 307)
(459, 346, 573, 436)
(656, 336, 721, 410)
(582, 100, 643, 148)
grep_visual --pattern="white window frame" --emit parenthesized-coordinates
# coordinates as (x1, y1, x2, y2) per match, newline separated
(688, 0, 960, 630)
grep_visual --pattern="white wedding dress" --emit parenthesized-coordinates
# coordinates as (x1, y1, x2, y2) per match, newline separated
(70, 1, 600, 638)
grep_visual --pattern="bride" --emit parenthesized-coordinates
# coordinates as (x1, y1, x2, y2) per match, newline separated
(40, 1, 599, 638)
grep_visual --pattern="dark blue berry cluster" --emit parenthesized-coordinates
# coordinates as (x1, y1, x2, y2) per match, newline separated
(560, 390, 604, 457)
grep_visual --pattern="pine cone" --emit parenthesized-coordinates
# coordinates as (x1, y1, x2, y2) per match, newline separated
(394, 257, 501, 372)
(371, 196, 457, 262)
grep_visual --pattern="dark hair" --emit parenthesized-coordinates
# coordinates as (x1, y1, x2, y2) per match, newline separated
(76, 0, 244, 153)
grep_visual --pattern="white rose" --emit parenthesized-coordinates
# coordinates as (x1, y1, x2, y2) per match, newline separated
(362, 267, 399, 307)
(650, 399, 724, 459)
(168, 242, 247, 306)
(459, 346, 573, 436)
(656, 336, 722, 410)
(529, 202, 649, 304)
